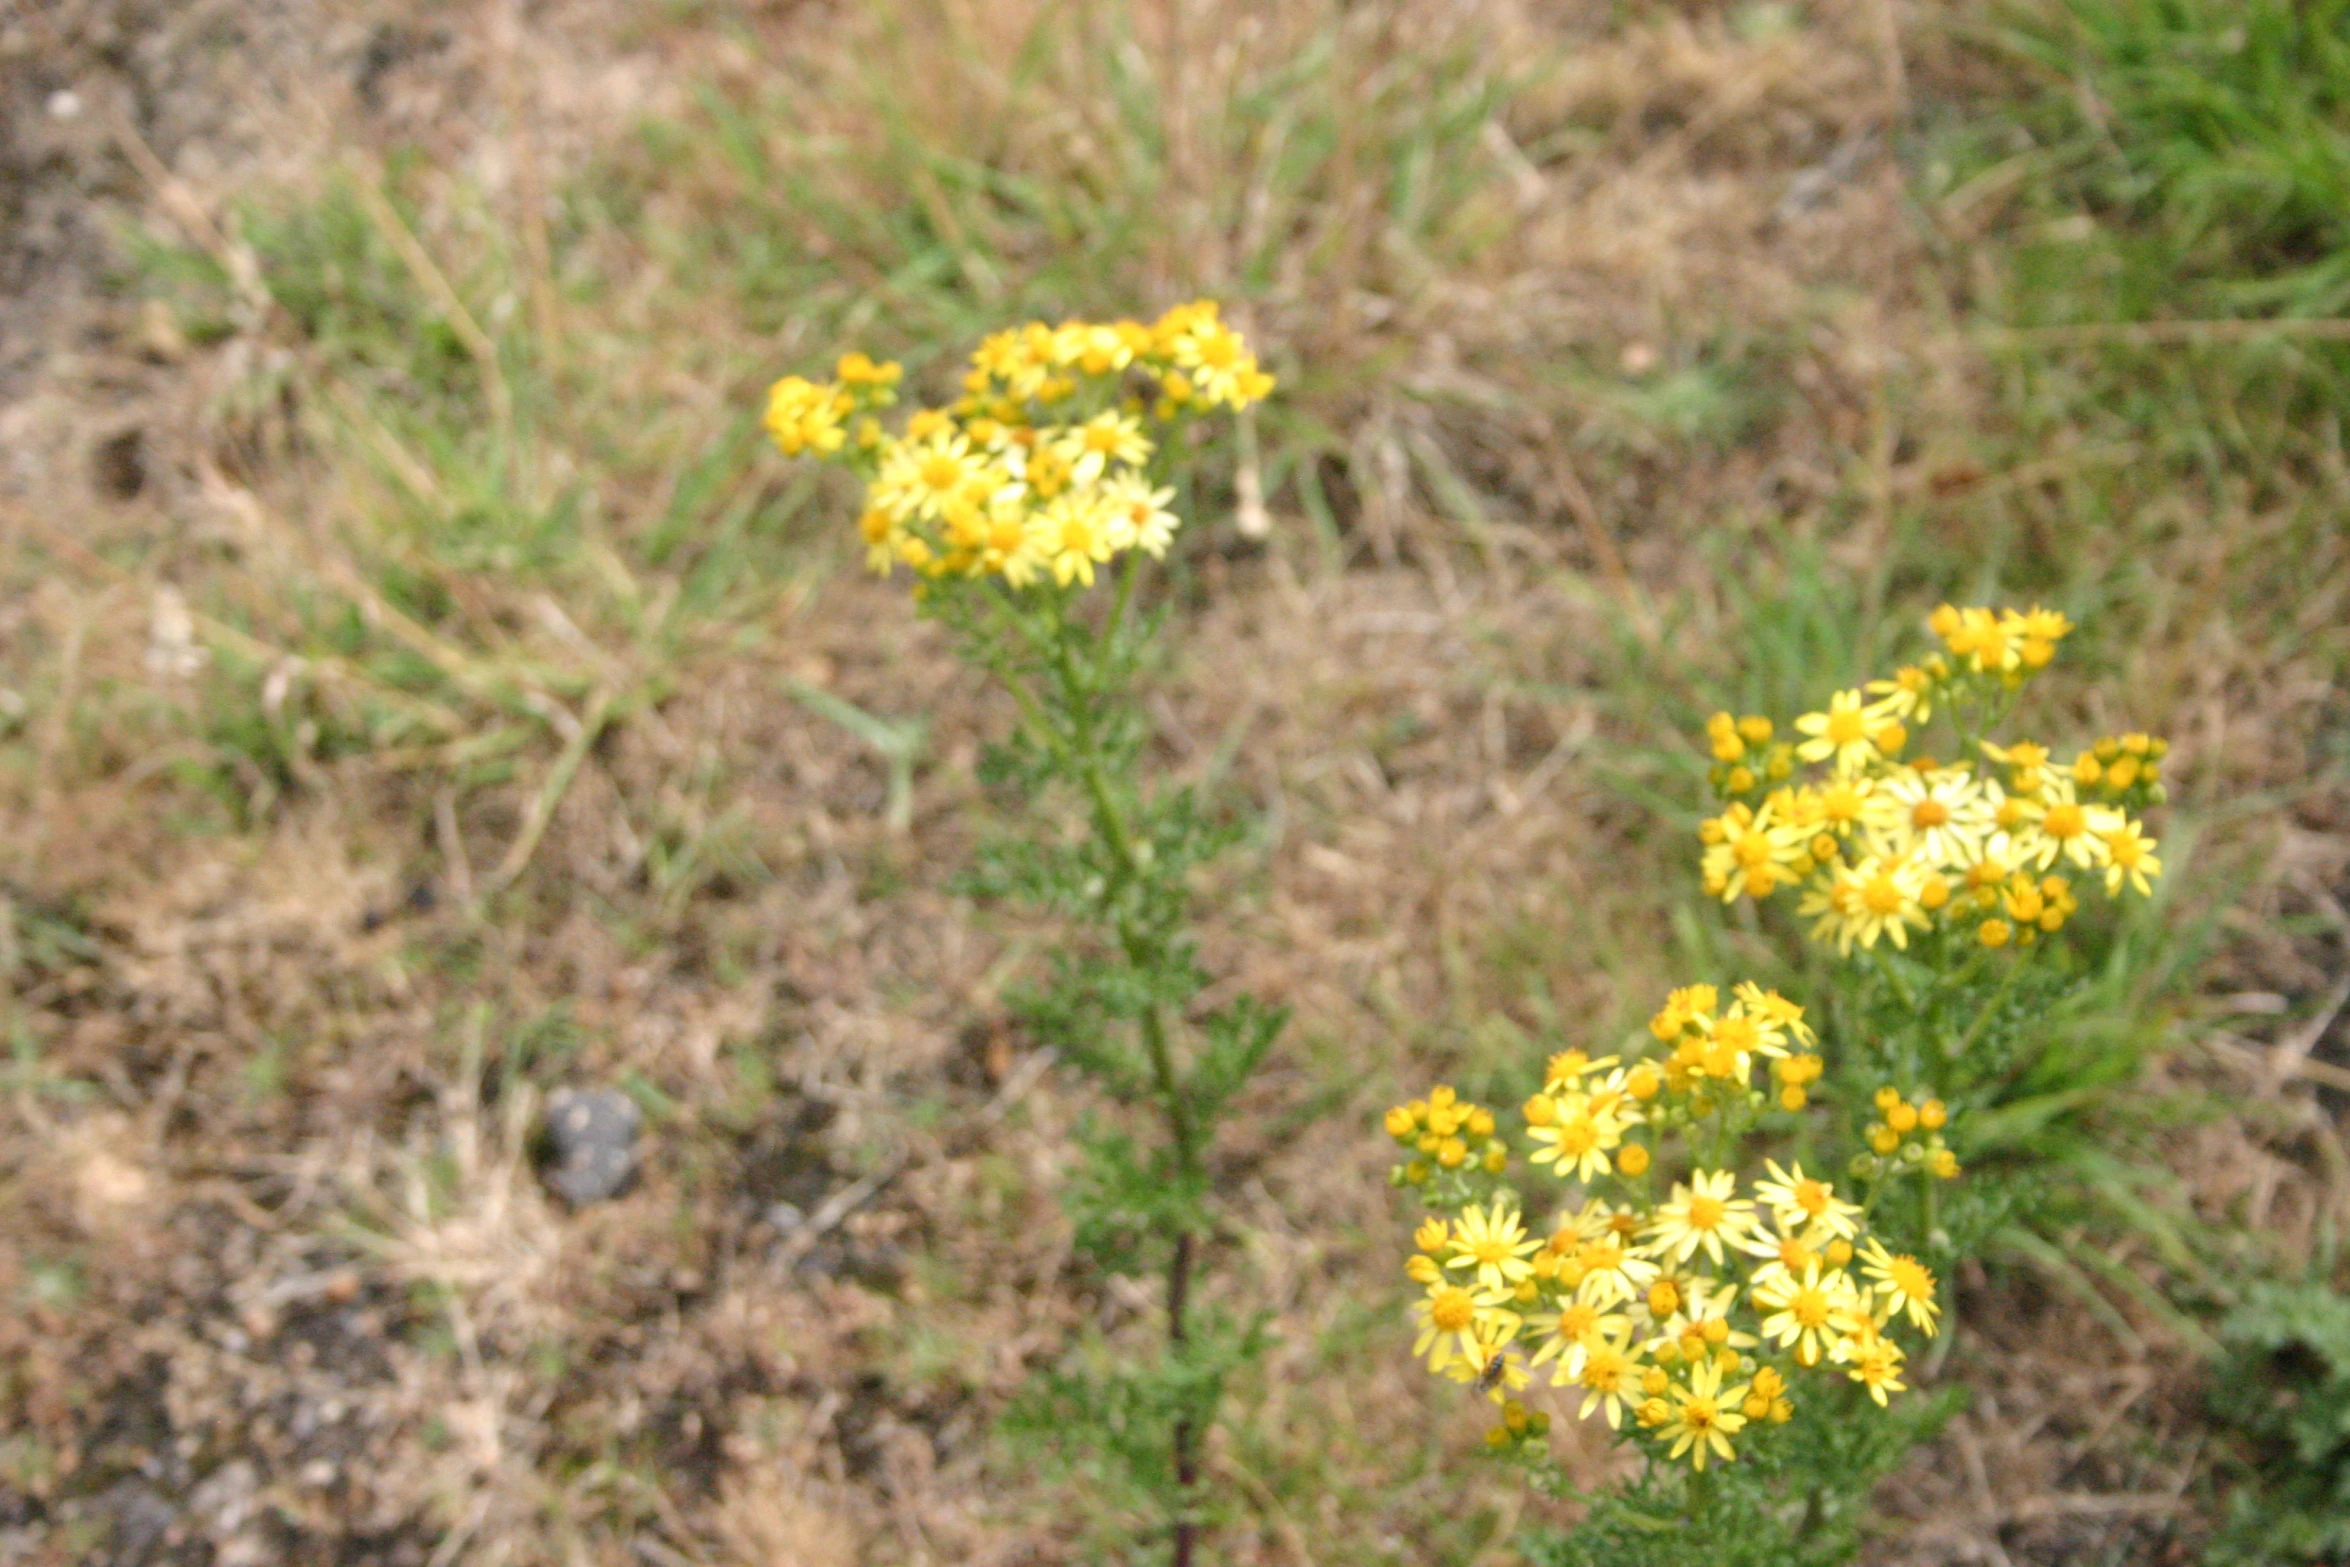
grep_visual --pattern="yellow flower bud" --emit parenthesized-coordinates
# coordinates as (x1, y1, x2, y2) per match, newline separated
(1920, 1099, 1947, 1130)
(1978, 918, 2012, 948)
(1779, 1085, 1807, 1112)
(1617, 1143, 1652, 1176)
(1384, 1106, 1417, 1139)
(1888, 1102, 1919, 1134)
(1825, 1238, 1853, 1267)
(1930, 1148, 1960, 1179)
(1523, 1093, 1557, 1127)
(1725, 765, 1756, 794)
(1869, 1125, 1901, 1155)
(1738, 714, 1775, 745)
(1437, 1138, 1468, 1169)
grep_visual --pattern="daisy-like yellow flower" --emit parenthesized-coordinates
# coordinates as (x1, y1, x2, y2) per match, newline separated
(1864, 664, 1937, 723)
(1527, 1089, 1635, 1183)
(1028, 489, 1119, 587)
(1447, 1202, 1541, 1292)
(1659, 1355, 1750, 1470)
(1866, 767, 1996, 871)
(1571, 1325, 1643, 1427)
(2100, 816, 2162, 897)
(1752, 1259, 1862, 1367)
(1730, 983, 1815, 1050)
(1838, 1317, 1909, 1407)
(1062, 410, 1153, 483)
(1410, 1281, 1517, 1374)
(1646, 1170, 1758, 1267)
(1099, 471, 1180, 559)
(1751, 1160, 1863, 1244)
(978, 493, 1047, 587)
(1859, 1237, 1942, 1337)
(1699, 800, 1808, 902)
(1794, 689, 1881, 773)
(1572, 1231, 1662, 1309)
(1799, 852, 1932, 953)
(873, 430, 988, 523)
(1445, 1321, 1532, 1402)
(2008, 774, 2121, 873)
(1171, 315, 1269, 407)
(1527, 1299, 1629, 1383)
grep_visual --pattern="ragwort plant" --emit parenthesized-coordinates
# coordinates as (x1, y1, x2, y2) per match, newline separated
(763, 306, 1277, 1565)
(1387, 606, 2169, 1563)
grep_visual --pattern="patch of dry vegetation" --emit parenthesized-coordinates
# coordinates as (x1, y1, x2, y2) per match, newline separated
(0, 0, 2345, 1563)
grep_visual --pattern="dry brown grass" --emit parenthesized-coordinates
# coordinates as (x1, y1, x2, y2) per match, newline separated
(1, 0, 2346, 1563)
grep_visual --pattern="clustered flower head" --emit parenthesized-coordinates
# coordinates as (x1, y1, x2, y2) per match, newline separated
(762, 304, 1272, 592)
(1697, 606, 2167, 954)
(1389, 982, 1947, 1471)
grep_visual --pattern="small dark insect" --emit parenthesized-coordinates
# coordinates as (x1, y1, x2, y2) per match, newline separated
(1470, 1350, 1509, 1397)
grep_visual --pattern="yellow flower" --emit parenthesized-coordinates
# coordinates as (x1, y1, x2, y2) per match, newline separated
(1838, 1319, 1909, 1406)
(1731, 983, 1815, 1049)
(1699, 800, 1808, 902)
(1168, 307, 1271, 407)
(1572, 1232, 1661, 1309)
(1645, 1169, 1758, 1268)
(1752, 1259, 1861, 1367)
(764, 375, 848, 457)
(1648, 985, 1719, 1042)
(1571, 1325, 1643, 1428)
(873, 430, 989, 523)
(1050, 321, 1135, 376)
(1865, 767, 1995, 871)
(1864, 664, 1937, 724)
(2100, 816, 2162, 896)
(1799, 852, 1932, 954)
(1446, 1202, 1541, 1292)
(1444, 1321, 1532, 1402)
(2008, 775, 2117, 873)
(1063, 410, 1153, 483)
(1859, 1237, 1941, 1337)
(1527, 1089, 1636, 1183)
(1794, 689, 1881, 773)
(1659, 1355, 1750, 1470)
(1100, 472, 1179, 558)
(1527, 1299, 1630, 1382)
(1751, 1159, 1862, 1244)
(1028, 489, 1119, 587)
(1410, 1280, 1516, 1375)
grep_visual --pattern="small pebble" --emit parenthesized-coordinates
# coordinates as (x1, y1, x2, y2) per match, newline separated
(47, 89, 82, 120)
(542, 1087, 642, 1205)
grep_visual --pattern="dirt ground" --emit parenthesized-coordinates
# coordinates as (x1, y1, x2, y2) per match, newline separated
(3, 0, 2347, 1564)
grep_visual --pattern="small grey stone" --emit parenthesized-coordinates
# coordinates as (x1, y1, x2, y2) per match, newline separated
(542, 1088, 642, 1204)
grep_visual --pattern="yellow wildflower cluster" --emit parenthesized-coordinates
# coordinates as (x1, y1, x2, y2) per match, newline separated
(1386, 1085, 1511, 1185)
(762, 304, 1272, 591)
(1392, 982, 1946, 1470)
(1860, 1087, 1961, 1180)
(1696, 606, 2166, 954)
